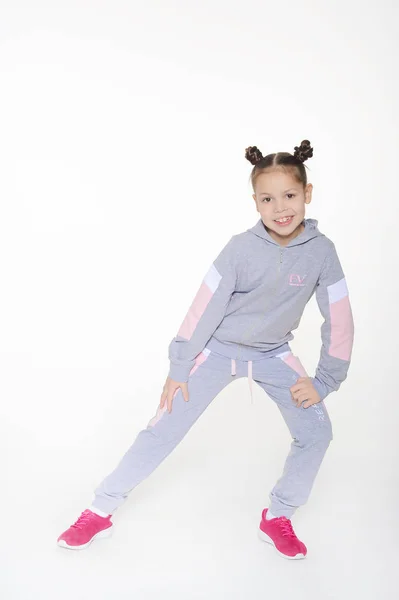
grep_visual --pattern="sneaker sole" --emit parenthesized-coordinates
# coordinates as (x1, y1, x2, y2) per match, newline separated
(258, 529, 306, 560)
(57, 524, 114, 550)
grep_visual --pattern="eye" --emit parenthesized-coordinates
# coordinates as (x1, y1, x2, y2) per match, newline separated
(287, 193, 296, 199)
(261, 197, 272, 203)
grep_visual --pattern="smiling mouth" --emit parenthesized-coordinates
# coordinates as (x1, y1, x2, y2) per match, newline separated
(274, 216, 294, 224)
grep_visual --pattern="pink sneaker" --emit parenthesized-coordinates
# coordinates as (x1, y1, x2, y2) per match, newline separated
(258, 508, 307, 559)
(57, 509, 113, 550)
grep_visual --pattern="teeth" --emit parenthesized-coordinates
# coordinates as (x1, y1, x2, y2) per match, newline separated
(276, 217, 292, 223)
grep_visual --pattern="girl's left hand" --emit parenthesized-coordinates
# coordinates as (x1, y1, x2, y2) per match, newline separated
(290, 377, 321, 408)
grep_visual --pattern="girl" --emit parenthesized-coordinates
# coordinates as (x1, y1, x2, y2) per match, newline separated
(57, 140, 354, 560)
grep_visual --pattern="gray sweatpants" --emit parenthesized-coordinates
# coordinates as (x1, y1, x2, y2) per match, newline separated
(92, 344, 333, 518)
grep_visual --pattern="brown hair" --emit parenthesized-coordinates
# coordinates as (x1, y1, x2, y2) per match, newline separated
(245, 140, 313, 191)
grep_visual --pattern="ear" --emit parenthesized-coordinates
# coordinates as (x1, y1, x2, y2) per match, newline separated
(304, 183, 313, 205)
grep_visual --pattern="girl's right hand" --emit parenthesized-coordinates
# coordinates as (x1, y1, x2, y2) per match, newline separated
(160, 377, 189, 414)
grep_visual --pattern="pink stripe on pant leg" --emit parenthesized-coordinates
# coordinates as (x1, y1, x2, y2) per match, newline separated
(189, 348, 210, 376)
(279, 352, 326, 420)
(281, 353, 308, 377)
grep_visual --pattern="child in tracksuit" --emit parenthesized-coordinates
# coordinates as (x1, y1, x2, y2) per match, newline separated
(57, 139, 354, 559)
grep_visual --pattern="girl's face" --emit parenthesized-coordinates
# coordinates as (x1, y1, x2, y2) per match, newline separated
(252, 169, 313, 246)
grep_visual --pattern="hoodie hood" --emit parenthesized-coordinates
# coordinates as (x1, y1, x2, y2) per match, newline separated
(247, 217, 323, 247)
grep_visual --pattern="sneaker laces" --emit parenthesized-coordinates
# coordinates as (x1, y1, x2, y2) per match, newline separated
(278, 517, 297, 538)
(71, 510, 94, 530)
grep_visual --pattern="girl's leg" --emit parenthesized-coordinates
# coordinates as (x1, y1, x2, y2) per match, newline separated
(254, 351, 333, 519)
(92, 349, 243, 515)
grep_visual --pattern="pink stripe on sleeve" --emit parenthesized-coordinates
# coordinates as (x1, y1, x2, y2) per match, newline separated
(329, 296, 354, 361)
(177, 281, 214, 340)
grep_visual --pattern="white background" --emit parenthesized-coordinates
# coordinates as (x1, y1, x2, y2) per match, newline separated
(1, 1, 397, 598)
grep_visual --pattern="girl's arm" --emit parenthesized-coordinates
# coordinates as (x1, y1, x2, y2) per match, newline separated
(311, 242, 355, 400)
(167, 235, 239, 383)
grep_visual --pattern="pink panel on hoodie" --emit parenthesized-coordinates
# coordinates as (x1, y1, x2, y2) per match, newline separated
(329, 295, 354, 361)
(177, 281, 214, 340)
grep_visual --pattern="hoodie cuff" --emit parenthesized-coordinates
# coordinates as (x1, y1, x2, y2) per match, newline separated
(311, 377, 329, 402)
(168, 361, 193, 383)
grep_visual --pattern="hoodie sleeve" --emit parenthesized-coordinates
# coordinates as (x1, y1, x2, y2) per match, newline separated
(311, 242, 354, 401)
(167, 235, 239, 383)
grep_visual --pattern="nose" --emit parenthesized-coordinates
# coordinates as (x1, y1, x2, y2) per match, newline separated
(274, 199, 287, 213)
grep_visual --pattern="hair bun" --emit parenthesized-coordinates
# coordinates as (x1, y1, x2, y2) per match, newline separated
(245, 146, 264, 166)
(293, 140, 313, 162)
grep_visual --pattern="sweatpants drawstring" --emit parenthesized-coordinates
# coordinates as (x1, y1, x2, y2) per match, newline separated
(231, 358, 253, 404)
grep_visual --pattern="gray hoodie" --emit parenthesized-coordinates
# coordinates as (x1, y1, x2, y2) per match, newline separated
(168, 218, 354, 401)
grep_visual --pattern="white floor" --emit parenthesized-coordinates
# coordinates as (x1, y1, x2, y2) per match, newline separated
(3, 373, 398, 600)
